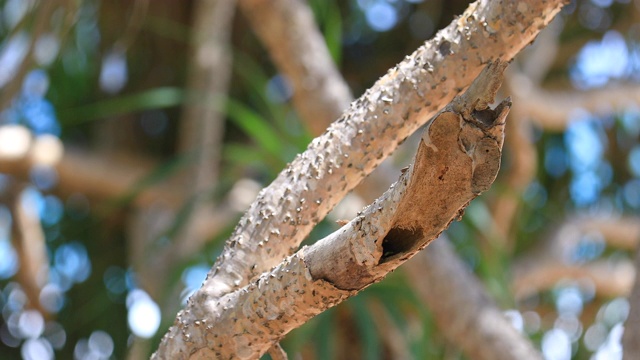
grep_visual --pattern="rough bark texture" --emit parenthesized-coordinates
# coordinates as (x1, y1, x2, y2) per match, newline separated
(204, 0, 567, 305)
(153, 60, 510, 359)
(239, 2, 543, 357)
(238, 0, 353, 135)
(405, 239, 543, 360)
(623, 246, 640, 360)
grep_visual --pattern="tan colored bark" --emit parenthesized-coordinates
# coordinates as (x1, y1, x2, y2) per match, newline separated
(204, 0, 567, 306)
(240, 2, 543, 357)
(405, 238, 542, 360)
(153, 60, 511, 359)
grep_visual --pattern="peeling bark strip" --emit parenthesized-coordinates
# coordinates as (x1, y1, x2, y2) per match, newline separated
(306, 61, 510, 290)
(153, 62, 511, 359)
(204, 0, 566, 303)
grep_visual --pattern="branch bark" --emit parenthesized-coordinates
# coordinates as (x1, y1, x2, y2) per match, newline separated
(178, 0, 235, 191)
(239, 3, 543, 358)
(204, 0, 567, 305)
(152, 0, 568, 357)
(153, 60, 511, 359)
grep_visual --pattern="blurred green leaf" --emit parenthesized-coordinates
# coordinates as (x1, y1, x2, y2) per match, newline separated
(233, 51, 288, 125)
(223, 142, 274, 171)
(226, 99, 285, 162)
(315, 308, 338, 360)
(323, 2, 343, 64)
(309, 0, 343, 64)
(107, 153, 193, 209)
(58, 87, 187, 125)
(144, 14, 191, 43)
(349, 295, 382, 360)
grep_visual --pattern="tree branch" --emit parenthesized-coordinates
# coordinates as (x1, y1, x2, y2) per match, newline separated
(130, 0, 237, 301)
(1, 182, 49, 316)
(153, 60, 511, 359)
(204, 0, 567, 305)
(237, 4, 543, 357)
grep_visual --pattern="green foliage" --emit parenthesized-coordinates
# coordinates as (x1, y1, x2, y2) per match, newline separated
(57, 87, 186, 126)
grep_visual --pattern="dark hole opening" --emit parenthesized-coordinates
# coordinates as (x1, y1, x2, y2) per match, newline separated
(471, 108, 496, 128)
(380, 227, 423, 263)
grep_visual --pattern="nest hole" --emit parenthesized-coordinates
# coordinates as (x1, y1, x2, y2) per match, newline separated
(380, 227, 424, 263)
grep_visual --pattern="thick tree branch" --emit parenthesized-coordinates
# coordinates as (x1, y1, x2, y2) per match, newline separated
(205, 0, 567, 304)
(153, 60, 511, 359)
(239, 3, 528, 357)
(240, 3, 541, 357)
(124, 14, 238, 360)
(405, 238, 542, 360)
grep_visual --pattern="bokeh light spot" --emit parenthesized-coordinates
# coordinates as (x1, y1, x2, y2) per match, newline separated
(100, 49, 128, 94)
(127, 289, 161, 338)
(365, 2, 398, 32)
(21, 338, 54, 360)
